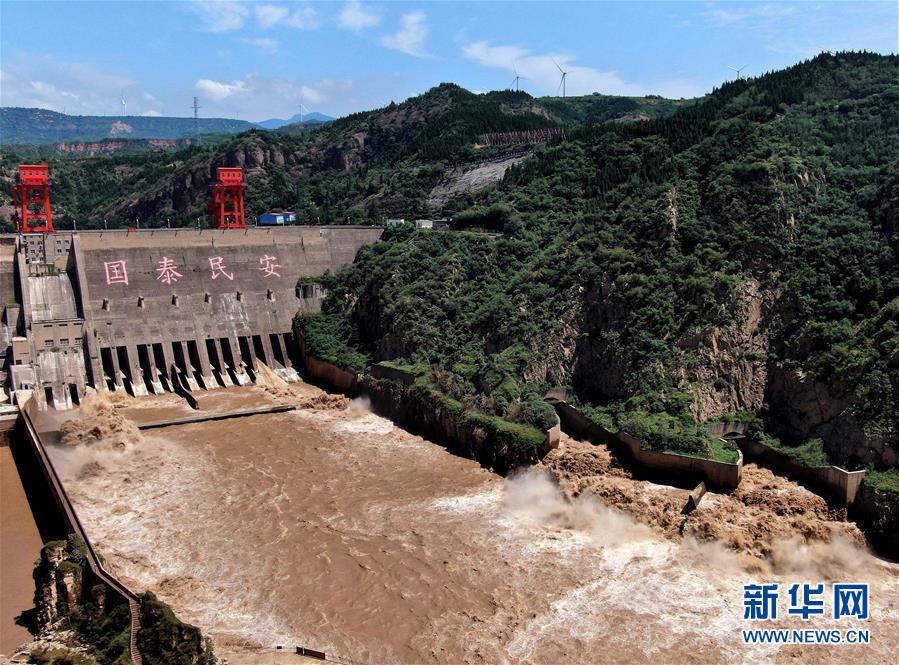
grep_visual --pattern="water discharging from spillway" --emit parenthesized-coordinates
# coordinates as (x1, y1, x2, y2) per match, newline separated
(50, 386, 899, 664)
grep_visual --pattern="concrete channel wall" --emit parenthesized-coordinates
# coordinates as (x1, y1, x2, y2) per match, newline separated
(16, 393, 143, 661)
(549, 399, 743, 491)
(300, 354, 559, 473)
(303, 355, 360, 394)
(737, 437, 866, 506)
(704, 419, 866, 506)
(17, 394, 139, 602)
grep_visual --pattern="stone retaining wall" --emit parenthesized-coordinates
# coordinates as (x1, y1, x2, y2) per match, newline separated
(299, 352, 558, 474)
(549, 399, 743, 491)
(737, 437, 866, 506)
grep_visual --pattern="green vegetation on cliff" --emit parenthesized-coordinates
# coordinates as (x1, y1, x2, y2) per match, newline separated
(32, 537, 131, 665)
(30, 535, 215, 665)
(137, 592, 216, 665)
(299, 53, 899, 462)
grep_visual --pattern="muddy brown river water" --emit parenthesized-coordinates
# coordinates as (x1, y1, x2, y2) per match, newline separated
(48, 385, 899, 664)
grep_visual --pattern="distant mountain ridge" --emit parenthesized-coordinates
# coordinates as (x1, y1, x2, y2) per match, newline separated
(0, 84, 694, 227)
(257, 112, 335, 130)
(0, 107, 257, 145)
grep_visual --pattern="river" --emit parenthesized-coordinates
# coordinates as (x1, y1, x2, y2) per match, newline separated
(49, 383, 899, 664)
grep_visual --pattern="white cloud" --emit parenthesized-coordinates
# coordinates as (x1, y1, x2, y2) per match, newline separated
(190, 0, 249, 33)
(462, 40, 702, 99)
(381, 11, 428, 57)
(239, 37, 280, 52)
(255, 4, 288, 28)
(255, 3, 317, 30)
(339, 1, 380, 31)
(463, 42, 529, 69)
(709, 3, 797, 26)
(196, 78, 248, 102)
(194, 74, 352, 118)
(140, 110, 162, 117)
(286, 7, 318, 29)
(0, 55, 136, 114)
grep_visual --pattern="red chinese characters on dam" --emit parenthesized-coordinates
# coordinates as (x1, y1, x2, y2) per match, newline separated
(208, 256, 234, 281)
(156, 257, 182, 285)
(102, 255, 283, 286)
(259, 255, 281, 278)
(104, 260, 129, 286)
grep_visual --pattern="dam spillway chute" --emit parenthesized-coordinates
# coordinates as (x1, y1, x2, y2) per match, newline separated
(2, 227, 383, 409)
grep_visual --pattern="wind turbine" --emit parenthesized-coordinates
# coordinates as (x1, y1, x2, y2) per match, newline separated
(553, 58, 568, 97)
(512, 65, 526, 92)
(298, 102, 310, 123)
(120, 90, 127, 117)
(728, 64, 748, 80)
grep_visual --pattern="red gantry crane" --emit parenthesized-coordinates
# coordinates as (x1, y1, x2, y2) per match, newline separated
(12, 164, 55, 233)
(207, 166, 246, 229)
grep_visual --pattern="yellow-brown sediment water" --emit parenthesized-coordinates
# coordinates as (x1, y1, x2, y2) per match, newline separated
(48, 384, 899, 664)
(0, 444, 44, 654)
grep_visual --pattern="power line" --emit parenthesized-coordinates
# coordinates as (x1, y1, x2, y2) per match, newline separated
(192, 96, 202, 146)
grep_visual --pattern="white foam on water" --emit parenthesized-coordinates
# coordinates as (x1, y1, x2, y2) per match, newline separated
(56, 398, 899, 664)
(430, 486, 504, 514)
(331, 414, 396, 435)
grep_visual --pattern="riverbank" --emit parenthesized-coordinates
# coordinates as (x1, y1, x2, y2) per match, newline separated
(300, 355, 558, 474)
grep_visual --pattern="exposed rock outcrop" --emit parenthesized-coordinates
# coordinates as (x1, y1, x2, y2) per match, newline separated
(137, 592, 216, 665)
(33, 540, 82, 632)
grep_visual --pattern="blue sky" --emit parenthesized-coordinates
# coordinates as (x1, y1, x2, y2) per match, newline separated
(1, 1, 896, 122)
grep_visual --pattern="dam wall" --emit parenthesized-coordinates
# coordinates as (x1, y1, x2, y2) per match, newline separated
(3, 227, 382, 407)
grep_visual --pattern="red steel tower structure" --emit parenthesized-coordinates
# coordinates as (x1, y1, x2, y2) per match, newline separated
(12, 164, 55, 233)
(207, 167, 246, 229)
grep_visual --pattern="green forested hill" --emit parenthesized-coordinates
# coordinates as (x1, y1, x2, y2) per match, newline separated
(0, 107, 256, 144)
(302, 52, 899, 468)
(0, 86, 688, 229)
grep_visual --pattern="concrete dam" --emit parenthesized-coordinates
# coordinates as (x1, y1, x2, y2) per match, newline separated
(0, 227, 382, 408)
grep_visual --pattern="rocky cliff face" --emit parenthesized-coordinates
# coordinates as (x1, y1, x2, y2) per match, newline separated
(104, 94, 455, 223)
(681, 278, 774, 421)
(107, 136, 311, 221)
(33, 540, 82, 632)
(543, 273, 896, 468)
(55, 138, 191, 156)
(137, 592, 216, 665)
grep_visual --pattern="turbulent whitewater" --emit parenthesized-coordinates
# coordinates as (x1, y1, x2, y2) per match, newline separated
(50, 385, 899, 664)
